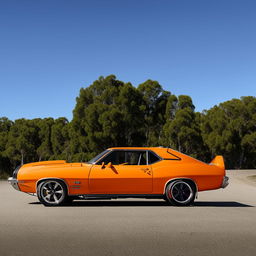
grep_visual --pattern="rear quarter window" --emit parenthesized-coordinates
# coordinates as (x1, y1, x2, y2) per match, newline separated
(148, 151, 161, 164)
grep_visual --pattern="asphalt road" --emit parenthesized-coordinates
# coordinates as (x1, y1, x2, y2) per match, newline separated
(1, 170, 256, 256)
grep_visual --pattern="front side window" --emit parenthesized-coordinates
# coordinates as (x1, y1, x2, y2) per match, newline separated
(88, 150, 110, 164)
(96, 150, 147, 165)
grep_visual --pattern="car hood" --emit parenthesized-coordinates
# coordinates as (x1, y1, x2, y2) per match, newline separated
(18, 160, 90, 181)
(22, 160, 68, 168)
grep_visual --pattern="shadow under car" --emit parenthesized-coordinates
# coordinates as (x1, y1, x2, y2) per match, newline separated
(29, 200, 253, 207)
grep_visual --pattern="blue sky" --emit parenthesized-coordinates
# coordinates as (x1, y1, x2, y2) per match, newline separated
(1, 0, 256, 120)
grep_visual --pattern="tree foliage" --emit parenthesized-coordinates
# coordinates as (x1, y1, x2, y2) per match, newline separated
(162, 95, 207, 159)
(137, 80, 170, 145)
(71, 75, 145, 160)
(201, 96, 256, 168)
(0, 75, 255, 177)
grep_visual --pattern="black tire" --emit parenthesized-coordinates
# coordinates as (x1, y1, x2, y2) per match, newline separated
(165, 180, 196, 206)
(37, 180, 68, 207)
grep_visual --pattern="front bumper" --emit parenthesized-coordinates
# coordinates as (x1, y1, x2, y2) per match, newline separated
(8, 177, 20, 191)
(221, 176, 229, 188)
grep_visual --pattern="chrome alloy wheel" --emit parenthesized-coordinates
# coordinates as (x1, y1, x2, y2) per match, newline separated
(40, 180, 65, 205)
(168, 181, 193, 204)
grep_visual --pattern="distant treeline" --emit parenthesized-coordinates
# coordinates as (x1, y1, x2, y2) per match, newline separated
(1, 75, 256, 177)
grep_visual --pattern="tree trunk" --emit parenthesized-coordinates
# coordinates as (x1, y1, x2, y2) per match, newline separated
(239, 150, 244, 169)
(21, 152, 24, 165)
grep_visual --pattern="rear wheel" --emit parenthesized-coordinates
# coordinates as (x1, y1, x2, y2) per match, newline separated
(37, 180, 68, 206)
(165, 180, 196, 206)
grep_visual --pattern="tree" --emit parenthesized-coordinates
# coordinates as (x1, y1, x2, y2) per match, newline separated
(137, 80, 170, 146)
(51, 118, 70, 160)
(71, 75, 145, 160)
(0, 117, 13, 176)
(36, 118, 54, 161)
(116, 82, 145, 146)
(1, 76, 256, 174)
(162, 95, 206, 159)
(5, 119, 38, 167)
(201, 96, 256, 168)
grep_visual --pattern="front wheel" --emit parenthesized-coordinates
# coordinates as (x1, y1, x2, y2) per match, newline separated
(165, 180, 196, 206)
(37, 180, 68, 206)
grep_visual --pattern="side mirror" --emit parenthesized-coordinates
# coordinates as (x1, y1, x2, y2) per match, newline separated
(107, 162, 113, 168)
(101, 162, 105, 169)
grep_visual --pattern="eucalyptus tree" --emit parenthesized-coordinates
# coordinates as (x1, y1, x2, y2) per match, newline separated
(162, 95, 205, 159)
(201, 96, 256, 168)
(50, 117, 70, 160)
(71, 75, 145, 159)
(137, 80, 170, 146)
(36, 118, 54, 161)
(5, 119, 38, 167)
(0, 117, 13, 175)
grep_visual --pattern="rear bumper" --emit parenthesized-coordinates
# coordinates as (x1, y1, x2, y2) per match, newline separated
(8, 177, 20, 191)
(221, 176, 229, 188)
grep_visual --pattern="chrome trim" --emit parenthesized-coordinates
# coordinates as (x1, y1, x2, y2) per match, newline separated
(8, 177, 20, 191)
(221, 176, 229, 188)
(95, 149, 162, 166)
(96, 149, 149, 165)
(166, 149, 182, 160)
(163, 178, 198, 195)
(12, 165, 21, 179)
(25, 192, 37, 197)
(71, 185, 81, 189)
(93, 150, 112, 165)
(80, 194, 163, 199)
(36, 178, 70, 195)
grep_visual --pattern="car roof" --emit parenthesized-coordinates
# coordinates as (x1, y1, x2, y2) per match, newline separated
(108, 147, 182, 159)
(108, 147, 162, 150)
(107, 147, 206, 164)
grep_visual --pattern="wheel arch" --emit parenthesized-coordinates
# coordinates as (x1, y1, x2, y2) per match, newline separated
(163, 178, 198, 197)
(36, 178, 69, 195)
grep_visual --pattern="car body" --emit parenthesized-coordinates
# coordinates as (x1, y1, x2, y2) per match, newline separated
(8, 147, 229, 206)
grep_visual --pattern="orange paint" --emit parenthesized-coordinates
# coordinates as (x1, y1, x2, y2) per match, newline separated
(15, 147, 226, 196)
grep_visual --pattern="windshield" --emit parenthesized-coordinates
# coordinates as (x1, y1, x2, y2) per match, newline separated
(88, 150, 110, 164)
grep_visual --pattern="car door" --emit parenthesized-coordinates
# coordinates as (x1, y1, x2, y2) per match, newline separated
(89, 150, 152, 194)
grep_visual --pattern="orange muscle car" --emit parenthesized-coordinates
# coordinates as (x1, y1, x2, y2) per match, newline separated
(8, 147, 229, 206)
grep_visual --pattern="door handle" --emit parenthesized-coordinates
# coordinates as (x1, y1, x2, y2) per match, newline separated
(140, 168, 149, 171)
